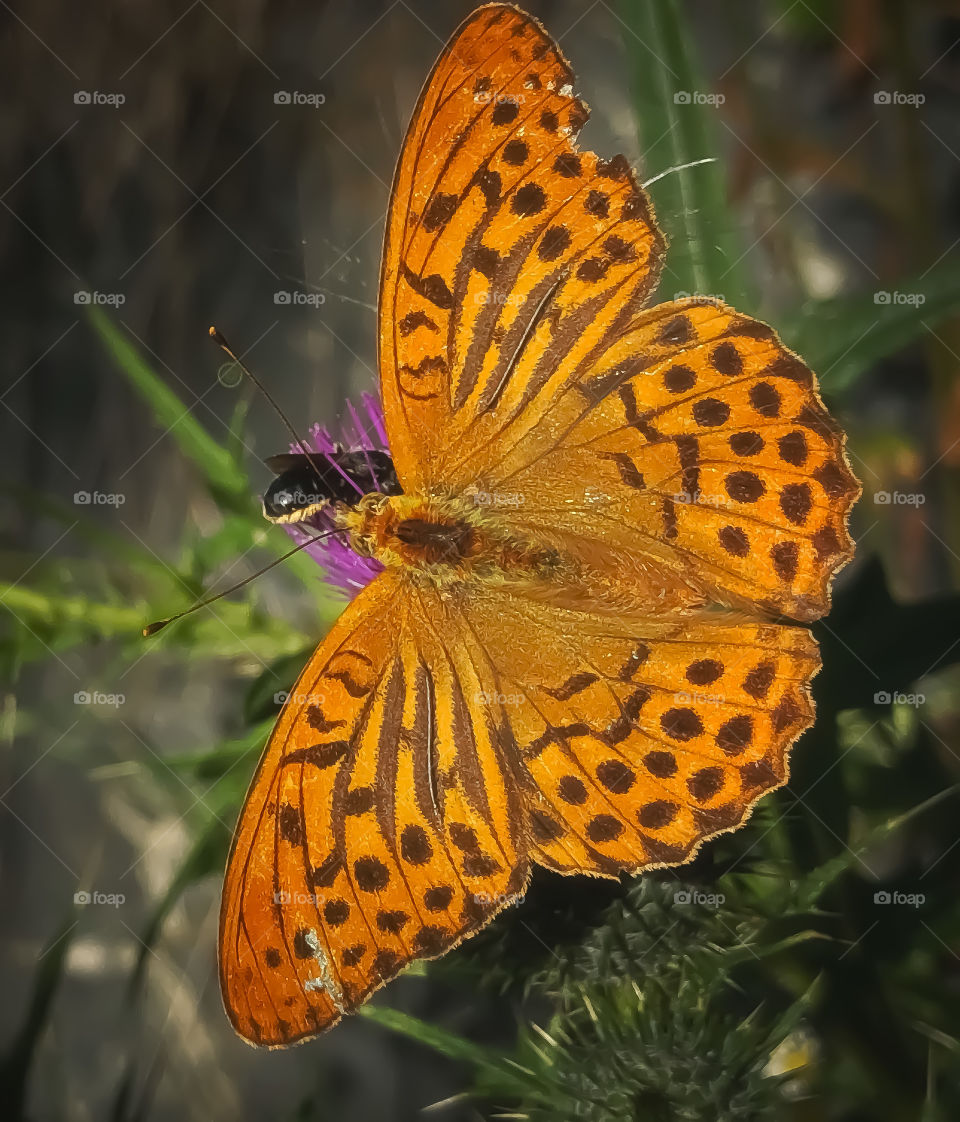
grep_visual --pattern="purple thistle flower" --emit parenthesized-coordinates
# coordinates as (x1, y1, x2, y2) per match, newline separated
(278, 392, 390, 598)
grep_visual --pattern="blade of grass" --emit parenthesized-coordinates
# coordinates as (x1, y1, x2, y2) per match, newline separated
(0, 582, 311, 661)
(794, 786, 959, 907)
(619, 0, 752, 309)
(0, 910, 79, 1120)
(359, 1004, 505, 1071)
(87, 304, 367, 601)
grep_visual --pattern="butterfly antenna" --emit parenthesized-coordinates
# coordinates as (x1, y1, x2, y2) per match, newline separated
(142, 529, 343, 637)
(208, 326, 327, 479)
(642, 157, 716, 189)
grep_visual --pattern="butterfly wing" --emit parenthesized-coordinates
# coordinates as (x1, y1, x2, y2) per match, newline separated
(219, 572, 527, 1046)
(378, 6, 855, 621)
(455, 586, 820, 874)
(379, 3, 665, 490)
(471, 298, 860, 621)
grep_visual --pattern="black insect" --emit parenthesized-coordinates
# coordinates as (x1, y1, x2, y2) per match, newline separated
(262, 449, 402, 523)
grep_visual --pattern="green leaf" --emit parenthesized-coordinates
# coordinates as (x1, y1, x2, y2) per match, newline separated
(0, 583, 150, 637)
(793, 786, 959, 908)
(619, 0, 752, 309)
(86, 305, 248, 507)
(780, 259, 960, 392)
(0, 581, 310, 663)
(358, 1004, 501, 1068)
(721, 929, 831, 970)
(764, 973, 824, 1046)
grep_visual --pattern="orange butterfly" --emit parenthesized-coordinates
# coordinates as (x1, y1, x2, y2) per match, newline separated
(219, 3, 859, 1046)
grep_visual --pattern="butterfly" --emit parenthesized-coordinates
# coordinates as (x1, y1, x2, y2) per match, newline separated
(219, 3, 859, 1046)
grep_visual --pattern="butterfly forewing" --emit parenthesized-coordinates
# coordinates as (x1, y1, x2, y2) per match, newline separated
(480, 299, 860, 620)
(379, 3, 665, 490)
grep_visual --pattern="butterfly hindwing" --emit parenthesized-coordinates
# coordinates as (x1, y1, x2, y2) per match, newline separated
(220, 574, 528, 1047)
(455, 587, 821, 875)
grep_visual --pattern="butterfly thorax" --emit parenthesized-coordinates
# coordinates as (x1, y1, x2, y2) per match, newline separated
(337, 492, 566, 588)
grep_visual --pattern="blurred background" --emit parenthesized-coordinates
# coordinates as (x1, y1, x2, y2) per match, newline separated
(3, 1, 960, 1119)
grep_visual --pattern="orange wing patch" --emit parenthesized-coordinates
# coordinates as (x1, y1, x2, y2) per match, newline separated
(220, 574, 528, 1046)
(457, 588, 819, 875)
(481, 300, 859, 620)
(379, 3, 665, 489)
